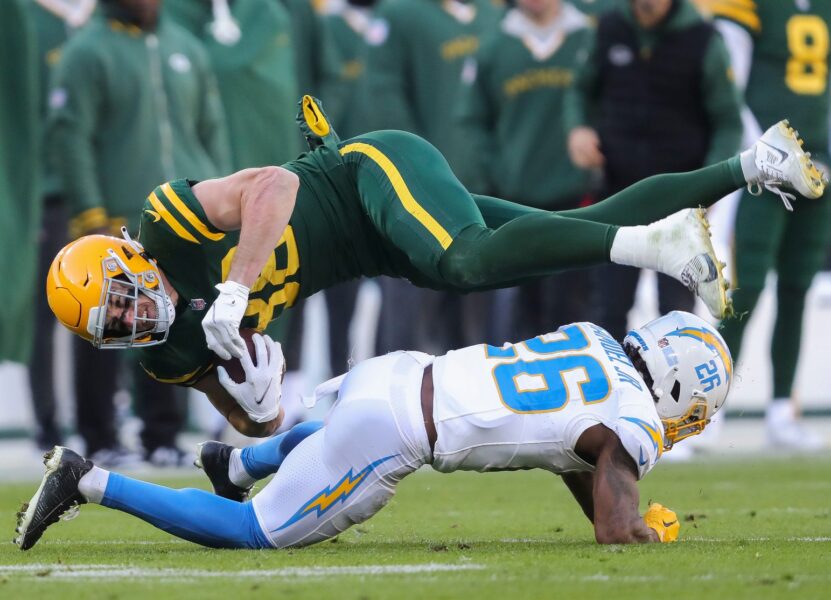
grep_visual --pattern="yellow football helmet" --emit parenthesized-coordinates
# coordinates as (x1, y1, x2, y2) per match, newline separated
(47, 229, 175, 348)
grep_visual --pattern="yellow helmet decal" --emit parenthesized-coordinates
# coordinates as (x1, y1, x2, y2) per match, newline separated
(667, 327, 733, 381)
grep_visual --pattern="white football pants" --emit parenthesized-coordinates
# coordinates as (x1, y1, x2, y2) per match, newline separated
(251, 351, 433, 548)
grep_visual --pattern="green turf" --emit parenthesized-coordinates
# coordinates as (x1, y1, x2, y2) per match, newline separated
(1, 457, 830, 599)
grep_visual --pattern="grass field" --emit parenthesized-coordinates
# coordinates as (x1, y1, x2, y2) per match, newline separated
(1, 456, 830, 599)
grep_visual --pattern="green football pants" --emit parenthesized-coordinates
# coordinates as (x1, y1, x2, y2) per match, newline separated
(341, 130, 745, 291)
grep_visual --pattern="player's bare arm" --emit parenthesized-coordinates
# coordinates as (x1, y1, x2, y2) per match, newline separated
(194, 167, 300, 360)
(192, 369, 283, 438)
(572, 424, 660, 544)
(193, 166, 300, 287)
(560, 470, 595, 523)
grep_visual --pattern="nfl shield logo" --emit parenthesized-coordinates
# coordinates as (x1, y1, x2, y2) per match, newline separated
(189, 299, 206, 311)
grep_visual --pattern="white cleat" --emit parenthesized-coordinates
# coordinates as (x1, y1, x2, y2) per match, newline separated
(746, 119, 827, 209)
(645, 208, 732, 319)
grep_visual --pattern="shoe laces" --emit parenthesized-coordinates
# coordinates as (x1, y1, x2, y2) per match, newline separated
(747, 180, 796, 211)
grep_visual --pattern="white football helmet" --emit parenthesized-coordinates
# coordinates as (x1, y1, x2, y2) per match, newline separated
(623, 311, 733, 449)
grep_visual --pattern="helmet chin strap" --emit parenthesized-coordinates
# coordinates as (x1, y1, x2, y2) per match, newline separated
(147, 292, 176, 334)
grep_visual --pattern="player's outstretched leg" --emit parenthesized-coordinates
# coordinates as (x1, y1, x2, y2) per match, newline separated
(16, 446, 273, 550)
(253, 353, 431, 548)
(15, 447, 92, 550)
(195, 421, 324, 501)
(609, 208, 730, 318)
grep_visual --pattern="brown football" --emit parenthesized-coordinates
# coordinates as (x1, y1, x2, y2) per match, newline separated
(214, 328, 260, 384)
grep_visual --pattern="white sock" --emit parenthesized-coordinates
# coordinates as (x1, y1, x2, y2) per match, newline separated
(609, 225, 656, 270)
(78, 466, 110, 504)
(739, 147, 759, 183)
(228, 448, 257, 488)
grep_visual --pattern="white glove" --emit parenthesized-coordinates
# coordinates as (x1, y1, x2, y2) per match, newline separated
(216, 333, 284, 423)
(203, 280, 250, 360)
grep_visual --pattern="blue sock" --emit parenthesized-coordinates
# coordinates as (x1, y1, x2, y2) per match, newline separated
(102, 473, 272, 549)
(240, 420, 323, 480)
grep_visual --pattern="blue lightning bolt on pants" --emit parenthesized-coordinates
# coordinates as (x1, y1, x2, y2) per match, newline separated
(99, 352, 432, 548)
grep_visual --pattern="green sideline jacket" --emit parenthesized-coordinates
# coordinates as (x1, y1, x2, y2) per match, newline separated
(362, 0, 504, 187)
(0, 0, 40, 362)
(165, 0, 301, 170)
(47, 7, 230, 238)
(322, 2, 376, 139)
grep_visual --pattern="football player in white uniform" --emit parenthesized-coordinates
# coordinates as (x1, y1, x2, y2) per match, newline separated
(16, 311, 732, 549)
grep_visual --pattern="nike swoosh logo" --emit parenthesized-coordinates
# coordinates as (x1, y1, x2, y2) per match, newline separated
(255, 378, 274, 405)
(144, 209, 161, 223)
(663, 520, 677, 528)
(759, 141, 788, 164)
(639, 448, 648, 466)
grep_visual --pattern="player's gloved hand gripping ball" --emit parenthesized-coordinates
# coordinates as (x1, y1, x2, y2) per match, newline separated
(216, 333, 285, 423)
(203, 281, 250, 360)
(643, 502, 680, 543)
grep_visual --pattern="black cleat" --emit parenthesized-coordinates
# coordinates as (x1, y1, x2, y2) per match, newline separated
(15, 446, 92, 551)
(194, 441, 253, 502)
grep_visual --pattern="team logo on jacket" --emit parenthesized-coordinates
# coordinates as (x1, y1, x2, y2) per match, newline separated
(608, 44, 634, 67)
(49, 88, 67, 110)
(168, 53, 192, 73)
(365, 18, 389, 46)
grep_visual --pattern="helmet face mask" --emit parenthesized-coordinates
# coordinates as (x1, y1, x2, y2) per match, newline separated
(48, 230, 176, 349)
(90, 249, 175, 349)
(624, 311, 733, 451)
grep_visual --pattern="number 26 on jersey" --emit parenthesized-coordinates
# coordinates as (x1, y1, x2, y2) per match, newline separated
(486, 325, 611, 414)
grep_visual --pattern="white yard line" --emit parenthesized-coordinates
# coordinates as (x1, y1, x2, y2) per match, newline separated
(0, 563, 485, 580)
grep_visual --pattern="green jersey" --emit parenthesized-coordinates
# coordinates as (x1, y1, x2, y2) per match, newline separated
(705, 0, 831, 156)
(135, 142, 402, 384)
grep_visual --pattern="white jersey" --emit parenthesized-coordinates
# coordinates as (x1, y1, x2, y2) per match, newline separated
(430, 322, 664, 479)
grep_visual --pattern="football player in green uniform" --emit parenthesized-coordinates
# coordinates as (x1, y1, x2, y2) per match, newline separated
(702, 0, 831, 449)
(46, 96, 824, 438)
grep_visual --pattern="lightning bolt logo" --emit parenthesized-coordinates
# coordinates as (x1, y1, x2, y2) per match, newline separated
(622, 416, 664, 458)
(666, 327, 733, 381)
(273, 454, 399, 531)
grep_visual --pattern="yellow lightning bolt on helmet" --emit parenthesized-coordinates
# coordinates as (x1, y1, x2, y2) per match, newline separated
(46, 228, 175, 348)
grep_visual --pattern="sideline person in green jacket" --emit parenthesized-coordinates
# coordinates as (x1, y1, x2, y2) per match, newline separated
(165, 0, 301, 170)
(25, 0, 99, 452)
(0, 0, 40, 365)
(47, 0, 231, 467)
